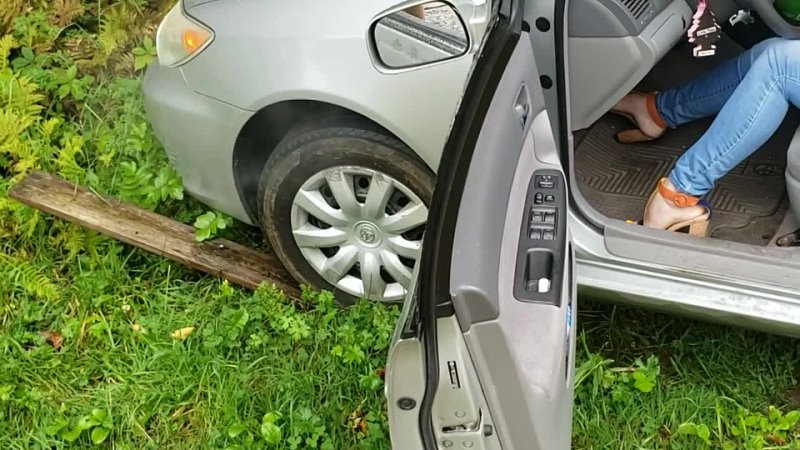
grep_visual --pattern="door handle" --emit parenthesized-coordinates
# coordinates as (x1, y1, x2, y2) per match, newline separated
(524, 249, 553, 293)
(514, 84, 531, 129)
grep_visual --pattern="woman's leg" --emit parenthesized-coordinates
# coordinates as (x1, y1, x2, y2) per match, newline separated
(645, 39, 800, 229)
(656, 37, 785, 127)
(613, 37, 784, 136)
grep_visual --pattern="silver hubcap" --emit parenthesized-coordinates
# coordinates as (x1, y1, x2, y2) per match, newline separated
(290, 166, 428, 302)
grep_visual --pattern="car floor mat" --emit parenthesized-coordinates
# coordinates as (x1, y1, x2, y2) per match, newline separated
(575, 111, 798, 246)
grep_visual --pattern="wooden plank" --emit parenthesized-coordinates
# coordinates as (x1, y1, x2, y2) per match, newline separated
(9, 171, 300, 297)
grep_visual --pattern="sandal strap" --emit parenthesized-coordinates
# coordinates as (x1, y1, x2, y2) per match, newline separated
(658, 178, 701, 207)
(646, 94, 668, 129)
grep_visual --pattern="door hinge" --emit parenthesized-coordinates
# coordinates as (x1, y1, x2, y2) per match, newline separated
(439, 410, 492, 449)
(432, 317, 497, 450)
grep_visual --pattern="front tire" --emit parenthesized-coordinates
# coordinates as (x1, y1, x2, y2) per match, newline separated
(258, 122, 434, 305)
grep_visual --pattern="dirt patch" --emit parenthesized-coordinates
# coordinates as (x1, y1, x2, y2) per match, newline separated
(784, 385, 800, 410)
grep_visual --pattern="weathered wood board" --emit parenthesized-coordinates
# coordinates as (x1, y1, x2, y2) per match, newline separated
(9, 171, 300, 298)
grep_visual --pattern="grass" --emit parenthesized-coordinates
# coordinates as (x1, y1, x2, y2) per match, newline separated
(0, 1, 799, 449)
(1, 267, 396, 450)
(575, 304, 800, 449)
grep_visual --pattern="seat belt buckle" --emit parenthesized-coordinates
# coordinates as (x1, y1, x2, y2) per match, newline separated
(729, 9, 754, 26)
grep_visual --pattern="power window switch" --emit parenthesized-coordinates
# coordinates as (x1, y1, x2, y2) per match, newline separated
(542, 230, 555, 240)
(530, 228, 542, 239)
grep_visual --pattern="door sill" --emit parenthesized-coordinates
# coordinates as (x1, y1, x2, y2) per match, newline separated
(602, 218, 800, 292)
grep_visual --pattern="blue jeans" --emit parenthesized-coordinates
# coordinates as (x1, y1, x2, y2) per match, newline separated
(655, 38, 800, 196)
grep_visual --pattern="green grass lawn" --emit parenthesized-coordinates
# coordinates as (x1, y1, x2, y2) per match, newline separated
(575, 304, 800, 449)
(1, 2, 799, 449)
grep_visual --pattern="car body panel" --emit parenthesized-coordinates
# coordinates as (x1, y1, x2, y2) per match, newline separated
(180, 0, 478, 174)
(570, 212, 800, 337)
(143, 62, 251, 222)
(183, 0, 218, 8)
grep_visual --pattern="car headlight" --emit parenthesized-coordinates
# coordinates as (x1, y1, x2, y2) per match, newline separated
(156, 1, 214, 67)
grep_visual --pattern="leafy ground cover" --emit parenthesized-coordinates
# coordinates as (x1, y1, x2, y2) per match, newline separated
(575, 304, 800, 449)
(1, 1, 798, 449)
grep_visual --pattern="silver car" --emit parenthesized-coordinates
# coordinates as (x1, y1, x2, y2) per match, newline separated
(144, 0, 800, 342)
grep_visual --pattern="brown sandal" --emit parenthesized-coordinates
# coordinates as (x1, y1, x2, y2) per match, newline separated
(610, 91, 668, 144)
(629, 178, 712, 237)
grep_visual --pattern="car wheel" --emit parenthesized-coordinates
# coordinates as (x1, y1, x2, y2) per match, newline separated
(258, 121, 434, 305)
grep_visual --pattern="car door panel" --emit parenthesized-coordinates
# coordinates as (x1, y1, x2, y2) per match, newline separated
(386, 336, 426, 449)
(386, 264, 426, 449)
(386, 0, 575, 447)
(459, 117, 574, 450)
(454, 69, 574, 449)
(448, 35, 546, 328)
(442, 30, 575, 450)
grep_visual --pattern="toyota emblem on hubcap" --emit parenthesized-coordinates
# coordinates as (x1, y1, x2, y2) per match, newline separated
(360, 228, 376, 243)
(354, 222, 381, 247)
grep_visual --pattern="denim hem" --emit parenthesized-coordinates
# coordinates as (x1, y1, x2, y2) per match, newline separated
(668, 171, 706, 197)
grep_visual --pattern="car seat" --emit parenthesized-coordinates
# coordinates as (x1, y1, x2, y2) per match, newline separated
(786, 125, 800, 223)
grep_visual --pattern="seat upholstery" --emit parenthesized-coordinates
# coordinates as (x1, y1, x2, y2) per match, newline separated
(786, 125, 800, 223)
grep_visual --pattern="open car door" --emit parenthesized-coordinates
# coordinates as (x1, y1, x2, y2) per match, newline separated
(385, 0, 576, 448)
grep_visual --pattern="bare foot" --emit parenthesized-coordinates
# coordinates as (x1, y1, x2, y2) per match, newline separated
(612, 92, 666, 139)
(643, 178, 708, 230)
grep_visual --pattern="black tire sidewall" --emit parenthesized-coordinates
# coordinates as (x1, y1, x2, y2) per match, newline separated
(258, 127, 434, 305)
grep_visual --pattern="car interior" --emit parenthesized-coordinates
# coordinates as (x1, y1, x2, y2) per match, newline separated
(566, 0, 800, 289)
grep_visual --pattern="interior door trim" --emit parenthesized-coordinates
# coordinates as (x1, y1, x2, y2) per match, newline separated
(415, 0, 524, 446)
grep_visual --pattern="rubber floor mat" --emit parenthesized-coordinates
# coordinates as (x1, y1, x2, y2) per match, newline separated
(575, 112, 798, 245)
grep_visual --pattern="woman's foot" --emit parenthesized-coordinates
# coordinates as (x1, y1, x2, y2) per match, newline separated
(611, 92, 668, 143)
(643, 178, 710, 235)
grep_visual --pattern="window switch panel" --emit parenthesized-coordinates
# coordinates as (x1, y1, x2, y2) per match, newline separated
(515, 170, 567, 306)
